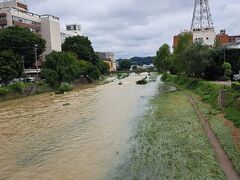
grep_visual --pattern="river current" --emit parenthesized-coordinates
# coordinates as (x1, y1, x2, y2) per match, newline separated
(0, 73, 160, 180)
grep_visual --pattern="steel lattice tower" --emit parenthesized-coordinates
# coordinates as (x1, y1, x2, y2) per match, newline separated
(191, 0, 214, 30)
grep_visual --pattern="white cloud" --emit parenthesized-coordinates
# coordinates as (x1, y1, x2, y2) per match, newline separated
(26, 0, 240, 58)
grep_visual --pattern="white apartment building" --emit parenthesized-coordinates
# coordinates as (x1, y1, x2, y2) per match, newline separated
(191, 27, 216, 46)
(0, 0, 61, 60)
(61, 24, 82, 44)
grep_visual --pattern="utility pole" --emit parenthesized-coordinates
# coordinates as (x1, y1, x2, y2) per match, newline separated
(33, 44, 38, 79)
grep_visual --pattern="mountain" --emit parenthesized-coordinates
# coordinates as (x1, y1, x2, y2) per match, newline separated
(117, 56, 154, 66)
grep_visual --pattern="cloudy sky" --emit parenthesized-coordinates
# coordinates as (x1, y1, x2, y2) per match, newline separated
(26, 0, 240, 58)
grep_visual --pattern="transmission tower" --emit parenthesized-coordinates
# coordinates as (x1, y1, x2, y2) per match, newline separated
(191, 0, 214, 30)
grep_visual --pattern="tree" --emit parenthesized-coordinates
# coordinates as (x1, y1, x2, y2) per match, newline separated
(76, 60, 101, 80)
(172, 32, 193, 73)
(96, 61, 110, 74)
(184, 42, 212, 78)
(0, 26, 46, 68)
(41, 51, 80, 88)
(222, 62, 232, 80)
(0, 50, 23, 83)
(119, 60, 131, 71)
(154, 44, 171, 73)
(62, 36, 98, 64)
(204, 42, 224, 80)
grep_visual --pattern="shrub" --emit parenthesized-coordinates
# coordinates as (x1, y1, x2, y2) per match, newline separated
(137, 79, 147, 85)
(0, 87, 10, 96)
(8, 82, 25, 93)
(57, 83, 73, 94)
(231, 83, 240, 91)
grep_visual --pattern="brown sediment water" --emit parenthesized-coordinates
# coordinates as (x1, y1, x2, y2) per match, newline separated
(0, 73, 160, 180)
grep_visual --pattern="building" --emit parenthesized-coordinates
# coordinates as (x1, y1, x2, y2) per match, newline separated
(191, 27, 216, 46)
(216, 30, 240, 45)
(96, 52, 117, 72)
(173, 0, 216, 48)
(60, 24, 82, 44)
(0, 0, 61, 60)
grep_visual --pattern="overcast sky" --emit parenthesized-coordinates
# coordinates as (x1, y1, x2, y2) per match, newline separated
(26, 0, 240, 58)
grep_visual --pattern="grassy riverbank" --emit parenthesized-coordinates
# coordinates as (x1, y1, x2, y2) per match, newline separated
(0, 82, 51, 101)
(162, 74, 240, 175)
(162, 74, 240, 128)
(186, 91, 240, 175)
(116, 91, 225, 179)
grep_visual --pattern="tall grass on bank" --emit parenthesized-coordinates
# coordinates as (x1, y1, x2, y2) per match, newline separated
(115, 92, 225, 179)
(184, 90, 240, 175)
(162, 74, 240, 128)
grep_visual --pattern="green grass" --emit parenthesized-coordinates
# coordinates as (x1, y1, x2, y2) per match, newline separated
(187, 91, 240, 175)
(115, 92, 225, 179)
(210, 118, 240, 174)
(162, 74, 240, 128)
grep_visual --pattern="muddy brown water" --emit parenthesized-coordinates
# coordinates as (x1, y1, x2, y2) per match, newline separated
(0, 74, 170, 180)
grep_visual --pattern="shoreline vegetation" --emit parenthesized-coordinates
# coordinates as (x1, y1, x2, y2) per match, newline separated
(116, 89, 225, 179)
(162, 73, 240, 175)
(0, 75, 114, 101)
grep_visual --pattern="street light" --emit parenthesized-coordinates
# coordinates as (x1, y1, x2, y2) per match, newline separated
(33, 44, 38, 78)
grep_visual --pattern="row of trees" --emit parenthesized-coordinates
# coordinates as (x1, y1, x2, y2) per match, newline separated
(154, 32, 237, 80)
(0, 26, 110, 88)
(42, 36, 110, 88)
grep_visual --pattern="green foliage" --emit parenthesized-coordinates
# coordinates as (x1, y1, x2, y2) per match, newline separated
(62, 36, 97, 64)
(119, 60, 131, 71)
(225, 108, 240, 128)
(0, 87, 10, 96)
(117, 92, 225, 179)
(95, 61, 109, 74)
(222, 62, 232, 79)
(163, 74, 240, 128)
(8, 82, 25, 93)
(231, 83, 240, 91)
(58, 83, 73, 94)
(0, 50, 23, 83)
(0, 26, 46, 68)
(76, 60, 101, 80)
(42, 51, 80, 88)
(154, 44, 171, 73)
(184, 42, 212, 77)
(210, 117, 240, 172)
(172, 32, 193, 73)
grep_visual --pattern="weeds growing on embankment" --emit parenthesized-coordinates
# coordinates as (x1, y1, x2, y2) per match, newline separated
(185, 90, 240, 175)
(115, 92, 225, 179)
(162, 74, 240, 175)
(162, 74, 240, 128)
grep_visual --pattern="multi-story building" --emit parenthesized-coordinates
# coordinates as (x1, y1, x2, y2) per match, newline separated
(60, 24, 82, 44)
(216, 30, 240, 45)
(96, 52, 117, 72)
(0, 0, 61, 61)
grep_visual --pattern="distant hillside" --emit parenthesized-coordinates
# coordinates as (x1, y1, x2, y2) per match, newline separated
(117, 56, 154, 66)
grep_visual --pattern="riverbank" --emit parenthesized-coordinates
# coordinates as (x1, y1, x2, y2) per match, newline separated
(0, 75, 117, 102)
(162, 74, 240, 128)
(162, 74, 240, 175)
(115, 90, 226, 179)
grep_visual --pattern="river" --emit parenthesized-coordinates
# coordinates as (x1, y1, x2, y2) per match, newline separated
(0, 73, 160, 180)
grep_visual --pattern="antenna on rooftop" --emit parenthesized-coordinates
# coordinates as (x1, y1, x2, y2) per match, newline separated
(191, 0, 214, 30)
